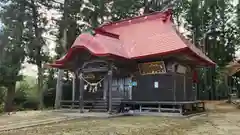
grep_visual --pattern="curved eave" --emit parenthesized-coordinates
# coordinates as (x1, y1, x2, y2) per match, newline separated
(185, 48, 215, 67)
(174, 29, 215, 67)
(131, 47, 215, 67)
(54, 33, 128, 65)
(50, 47, 215, 68)
(131, 47, 188, 60)
(54, 46, 128, 65)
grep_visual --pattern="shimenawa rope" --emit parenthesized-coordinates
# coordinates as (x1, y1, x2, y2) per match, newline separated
(79, 74, 105, 93)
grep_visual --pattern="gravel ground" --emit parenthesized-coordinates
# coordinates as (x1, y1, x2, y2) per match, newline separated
(1, 101, 240, 135)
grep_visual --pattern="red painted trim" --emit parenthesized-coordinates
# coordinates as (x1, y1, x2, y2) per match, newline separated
(53, 46, 215, 68)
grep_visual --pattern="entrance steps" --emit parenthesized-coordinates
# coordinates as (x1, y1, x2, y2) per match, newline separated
(88, 99, 122, 112)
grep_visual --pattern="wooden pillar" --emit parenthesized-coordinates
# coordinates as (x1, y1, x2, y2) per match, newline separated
(55, 69, 64, 109)
(103, 75, 108, 100)
(107, 69, 113, 113)
(172, 63, 177, 102)
(225, 75, 230, 102)
(194, 82, 198, 100)
(183, 75, 186, 101)
(71, 72, 76, 109)
(173, 73, 176, 102)
(79, 72, 84, 113)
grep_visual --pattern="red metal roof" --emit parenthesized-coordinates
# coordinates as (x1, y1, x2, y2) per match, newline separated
(51, 9, 215, 68)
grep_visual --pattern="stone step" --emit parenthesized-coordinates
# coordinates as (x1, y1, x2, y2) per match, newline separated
(89, 108, 108, 112)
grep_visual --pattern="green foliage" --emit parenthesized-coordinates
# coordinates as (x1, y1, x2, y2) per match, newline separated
(43, 88, 56, 107)
(0, 87, 6, 112)
(170, 0, 240, 99)
(0, 86, 6, 103)
(3, 0, 55, 109)
(237, 1, 240, 40)
(14, 86, 28, 105)
(0, 2, 25, 87)
(0, 0, 26, 111)
(14, 79, 40, 111)
(21, 97, 39, 110)
(43, 69, 57, 107)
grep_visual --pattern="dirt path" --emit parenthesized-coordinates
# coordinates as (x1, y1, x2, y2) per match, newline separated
(186, 101, 240, 135)
(186, 112, 240, 135)
(0, 111, 74, 132)
(1, 101, 240, 135)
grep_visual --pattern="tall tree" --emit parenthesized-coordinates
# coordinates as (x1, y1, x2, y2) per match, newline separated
(0, 1, 26, 112)
(181, 0, 238, 100)
(22, 0, 52, 109)
(237, 0, 240, 35)
(54, 0, 71, 109)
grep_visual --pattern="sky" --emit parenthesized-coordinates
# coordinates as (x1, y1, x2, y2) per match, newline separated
(19, 0, 240, 77)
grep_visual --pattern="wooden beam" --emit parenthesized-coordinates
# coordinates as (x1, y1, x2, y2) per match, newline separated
(82, 59, 108, 68)
(82, 67, 108, 73)
(79, 72, 84, 113)
(94, 28, 120, 39)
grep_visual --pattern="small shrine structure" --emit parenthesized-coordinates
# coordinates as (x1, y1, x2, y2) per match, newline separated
(49, 9, 215, 115)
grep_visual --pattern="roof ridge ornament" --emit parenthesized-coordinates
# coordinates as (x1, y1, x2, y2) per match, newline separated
(82, 28, 95, 35)
(99, 9, 173, 29)
(94, 28, 119, 39)
(162, 8, 173, 23)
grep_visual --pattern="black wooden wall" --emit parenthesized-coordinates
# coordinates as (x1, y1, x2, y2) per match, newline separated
(132, 73, 196, 101)
(71, 73, 196, 102)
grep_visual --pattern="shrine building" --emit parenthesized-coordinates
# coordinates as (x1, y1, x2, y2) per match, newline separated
(49, 9, 215, 115)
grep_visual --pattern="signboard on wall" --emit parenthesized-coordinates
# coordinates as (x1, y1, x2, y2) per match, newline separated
(129, 81, 137, 87)
(154, 81, 159, 88)
(176, 64, 187, 74)
(138, 61, 166, 75)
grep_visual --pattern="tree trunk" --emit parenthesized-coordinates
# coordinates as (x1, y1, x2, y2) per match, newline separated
(55, 69, 64, 109)
(54, 0, 68, 109)
(37, 65, 44, 109)
(4, 82, 16, 112)
(143, 0, 150, 14)
(29, 0, 44, 109)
